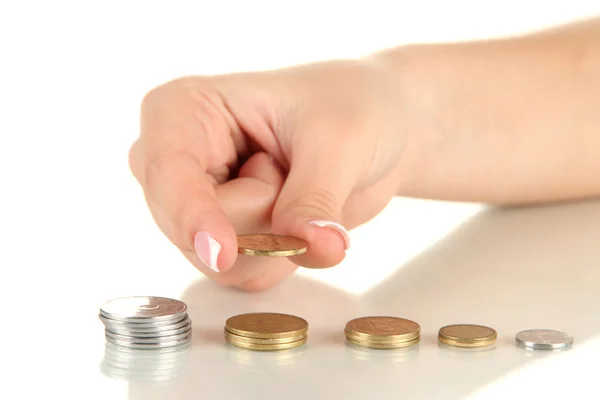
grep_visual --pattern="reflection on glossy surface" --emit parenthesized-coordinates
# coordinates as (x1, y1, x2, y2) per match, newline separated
(100, 341, 191, 384)
(365, 200, 600, 396)
(516, 343, 573, 358)
(346, 341, 419, 363)
(227, 345, 307, 369)
(437, 342, 497, 356)
(124, 199, 600, 399)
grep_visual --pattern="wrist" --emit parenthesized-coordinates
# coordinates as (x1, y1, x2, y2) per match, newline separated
(368, 45, 439, 197)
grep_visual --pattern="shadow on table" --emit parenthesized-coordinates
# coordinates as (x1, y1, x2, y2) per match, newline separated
(364, 198, 600, 396)
(120, 274, 368, 399)
(117, 199, 600, 399)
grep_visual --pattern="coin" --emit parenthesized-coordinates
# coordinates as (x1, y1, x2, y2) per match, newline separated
(225, 334, 307, 351)
(106, 333, 192, 349)
(237, 234, 308, 256)
(346, 336, 420, 349)
(106, 320, 192, 338)
(99, 313, 188, 329)
(515, 329, 573, 350)
(438, 324, 497, 348)
(344, 329, 418, 343)
(106, 329, 191, 344)
(344, 316, 421, 349)
(104, 318, 192, 335)
(225, 313, 308, 338)
(99, 296, 192, 349)
(100, 296, 187, 322)
(345, 317, 420, 342)
(223, 330, 305, 345)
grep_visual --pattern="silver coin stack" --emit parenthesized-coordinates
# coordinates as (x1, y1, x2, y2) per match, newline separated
(99, 296, 192, 349)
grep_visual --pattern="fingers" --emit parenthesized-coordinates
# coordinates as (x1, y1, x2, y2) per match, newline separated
(139, 150, 297, 291)
(271, 129, 363, 268)
(130, 141, 238, 273)
(129, 80, 244, 273)
(209, 152, 297, 290)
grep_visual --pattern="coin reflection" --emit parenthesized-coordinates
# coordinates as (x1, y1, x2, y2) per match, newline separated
(100, 341, 191, 384)
(346, 341, 419, 363)
(516, 342, 572, 358)
(227, 345, 306, 369)
(437, 341, 496, 356)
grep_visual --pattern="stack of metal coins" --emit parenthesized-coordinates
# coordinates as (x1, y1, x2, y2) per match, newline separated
(99, 296, 192, 349)
(344, 316, 420, 349)
(224, 312, 308, 351)
(515, 329, 573, 350)
(438, 324, 497, 348)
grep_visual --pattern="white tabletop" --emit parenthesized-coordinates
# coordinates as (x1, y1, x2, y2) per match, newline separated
(2, 2, 600, 399)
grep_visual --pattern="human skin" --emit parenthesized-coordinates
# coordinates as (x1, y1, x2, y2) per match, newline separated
(128, 17, 600, 291)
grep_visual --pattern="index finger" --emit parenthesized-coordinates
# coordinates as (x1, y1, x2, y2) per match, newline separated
(129, 141, 238, 273)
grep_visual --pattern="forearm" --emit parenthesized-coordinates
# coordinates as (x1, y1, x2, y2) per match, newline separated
(380, 18, 600, 204)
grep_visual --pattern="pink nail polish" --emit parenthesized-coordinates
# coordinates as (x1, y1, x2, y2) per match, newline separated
(308, 220, 351, 250)
(194, 231, 221, 272)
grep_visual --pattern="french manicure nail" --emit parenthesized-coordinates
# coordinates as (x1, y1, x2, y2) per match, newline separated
(194, 231, 221, 272)
(308, 220, 351, 250)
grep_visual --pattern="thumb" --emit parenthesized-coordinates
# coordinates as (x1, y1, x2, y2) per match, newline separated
(271, 142, 356, 268)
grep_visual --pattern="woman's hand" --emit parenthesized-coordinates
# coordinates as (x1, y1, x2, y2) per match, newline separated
(128, 59, 408, 291)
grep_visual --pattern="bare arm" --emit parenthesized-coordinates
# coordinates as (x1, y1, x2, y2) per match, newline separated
(379, 17, 600, 204)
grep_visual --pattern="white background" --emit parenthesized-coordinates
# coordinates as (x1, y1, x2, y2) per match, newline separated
(1, 1, 600, 399)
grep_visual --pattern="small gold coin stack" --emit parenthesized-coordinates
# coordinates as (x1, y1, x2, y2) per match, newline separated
(345, 316, 421, 349)
(438, 324, 497, 348)
(224, 312, 308, 351)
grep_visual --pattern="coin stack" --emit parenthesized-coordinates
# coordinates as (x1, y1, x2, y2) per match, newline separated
(438, 324, 497, 348)
(224, 312, 308, 351)
(99, 296, 192, 349)
(345, 316, 421, 349)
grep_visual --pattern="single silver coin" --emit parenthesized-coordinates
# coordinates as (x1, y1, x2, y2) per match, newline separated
(105, 329, 192, 344)
(99, 313, 188, 329)
(515, 329, 573, 350)
(106, 333, 191, 349)
(104, 318, 191, 336)
(99, 296, 187, 322)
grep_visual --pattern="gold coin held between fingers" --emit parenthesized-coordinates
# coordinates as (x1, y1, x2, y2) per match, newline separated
(225, 313, 309, 339)
(237, 234, 308, 257)
(438, 324, 497, 348)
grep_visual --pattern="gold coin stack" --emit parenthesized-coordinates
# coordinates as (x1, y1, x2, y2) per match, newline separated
(224, 312, 308, 351)
(344, 316, 421, 349)
(438, 324, 497, 348)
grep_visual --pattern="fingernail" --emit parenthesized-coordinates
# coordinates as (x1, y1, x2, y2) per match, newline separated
(194, 231, 221, 272)
(307, 220, 351, 250)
